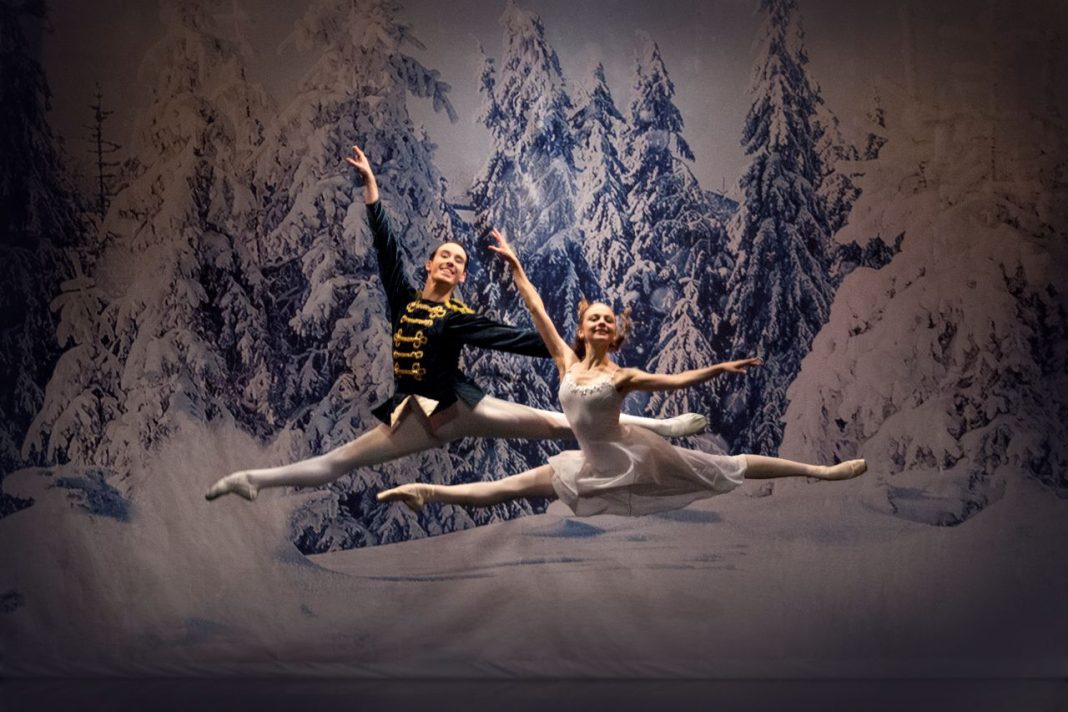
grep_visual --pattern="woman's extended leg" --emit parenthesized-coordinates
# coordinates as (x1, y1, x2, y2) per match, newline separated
(743, 454, 867, 481)
(377, 464, 556, 512)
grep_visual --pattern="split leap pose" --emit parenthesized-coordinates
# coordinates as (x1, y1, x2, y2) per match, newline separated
(378, 231, 867, 516)
(205, 146, 705, 502)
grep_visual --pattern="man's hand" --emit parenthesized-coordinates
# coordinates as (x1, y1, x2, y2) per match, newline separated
(345, 144, 379, 204)
(345, 144, 373, 178)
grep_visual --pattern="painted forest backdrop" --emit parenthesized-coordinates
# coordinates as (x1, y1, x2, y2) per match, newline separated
(1, 0, 1066, 678)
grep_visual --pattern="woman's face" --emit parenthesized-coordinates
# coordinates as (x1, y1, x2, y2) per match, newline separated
(580, 303, 618, 348)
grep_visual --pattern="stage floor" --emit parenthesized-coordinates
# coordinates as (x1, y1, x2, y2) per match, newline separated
(2, 678, 1065, 712)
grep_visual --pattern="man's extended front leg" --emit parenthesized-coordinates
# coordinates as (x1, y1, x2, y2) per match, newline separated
(432, 396, 706, 442)
(205, 415, 443, 501)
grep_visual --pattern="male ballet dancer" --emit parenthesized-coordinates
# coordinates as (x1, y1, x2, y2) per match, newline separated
(205, 145, 704, 501)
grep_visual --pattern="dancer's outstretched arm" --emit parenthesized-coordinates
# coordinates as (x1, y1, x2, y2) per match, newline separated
(487, 230, 577, 374)
(344, 144, 415, 322)
(345, 144, 379, 204)
(615, 358, 763, 395)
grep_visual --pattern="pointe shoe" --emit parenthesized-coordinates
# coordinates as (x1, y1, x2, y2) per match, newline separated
(377, 484, 433, 513)
(205, 472, 258, 502)
(655, 413, 709, 438)
(821, 459, 868, 481)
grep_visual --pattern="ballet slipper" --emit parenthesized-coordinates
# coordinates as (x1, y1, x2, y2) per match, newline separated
(818, 459, 867, 481)
(651, 413, 708, 438)
(205, 472, 258, 502)
(377, 484, 433, 512)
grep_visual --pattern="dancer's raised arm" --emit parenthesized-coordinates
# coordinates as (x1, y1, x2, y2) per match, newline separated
(487, 229, 576, 373)
(345, 144, 379, 204)
(615, 358, 763, 395)
(344, 145, 412, 321)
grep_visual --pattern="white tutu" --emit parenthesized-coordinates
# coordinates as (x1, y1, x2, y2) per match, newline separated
(548, 372, 746, 517)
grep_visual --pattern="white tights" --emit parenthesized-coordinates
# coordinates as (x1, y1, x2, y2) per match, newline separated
(241, 396, 686, 492)
(382, 454, 866, 511)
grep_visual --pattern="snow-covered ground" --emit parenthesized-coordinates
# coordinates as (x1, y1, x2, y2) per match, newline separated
(2, 425, 1063, 677)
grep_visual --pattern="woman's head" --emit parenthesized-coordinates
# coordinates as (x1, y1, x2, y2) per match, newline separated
(573, 299, 630, 358)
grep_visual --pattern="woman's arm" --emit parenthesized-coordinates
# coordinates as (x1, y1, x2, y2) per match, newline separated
(487, 230, 576, 373)
(615, 358, 763, 394)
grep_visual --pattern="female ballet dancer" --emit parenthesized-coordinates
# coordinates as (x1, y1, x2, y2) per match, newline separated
(377, 231, 867, 516)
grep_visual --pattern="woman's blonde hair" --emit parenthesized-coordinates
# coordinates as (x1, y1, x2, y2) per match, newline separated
(572, 298, 632, 359)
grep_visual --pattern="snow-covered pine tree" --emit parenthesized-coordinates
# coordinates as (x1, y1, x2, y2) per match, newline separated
(0, 0, 83, 515)
(461, 1, 597, 522)
(863, 82, 888, 161)
(470, 1, 596, 331)
(829, 84, 901, 277)
(812, 79, 901, 281)
(572, 63, 633, 302)
(27, 0, 275, 475)
(617, 32, 733, 428)
(646, 278, 715, 420)
(646, 209, 735, 423)
(22, 268, 121, 470)
(814, 98, 862, 236)
(718, 0, 840, 456)
(780, 65, 1068, 524)
(620, 33, 729, 376)
(253, 0, 475, 550)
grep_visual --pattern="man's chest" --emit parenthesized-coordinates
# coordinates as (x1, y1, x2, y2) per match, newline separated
(392, 300, 457, 380)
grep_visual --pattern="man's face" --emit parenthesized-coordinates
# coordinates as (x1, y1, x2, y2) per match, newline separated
(425, 242, 468, 287)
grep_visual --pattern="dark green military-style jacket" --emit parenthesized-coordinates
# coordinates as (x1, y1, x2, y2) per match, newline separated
(366, 200, 550, 425)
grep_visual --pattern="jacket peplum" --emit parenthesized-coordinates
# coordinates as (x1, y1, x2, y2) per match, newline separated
(366, 199, 550, 425)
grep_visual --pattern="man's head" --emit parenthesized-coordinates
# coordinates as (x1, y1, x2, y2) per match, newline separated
(424, 241, 468, 290)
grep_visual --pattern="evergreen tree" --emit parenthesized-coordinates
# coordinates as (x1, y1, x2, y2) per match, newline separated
(253, 0, 475, 550)
(619, 33, 728, 374)
(0, 0, 83, 514)
(646, 278, 715, 419)
(782, 64, 1068, 521)
(462, 0, 597, 520)
(26, 0, 275, 473)
(572, 63, 632, 302)
(814, 98, 862, 236)
(259, 0, 458, 443)
(470, 1, 596, 331)
(863, 82, 888, 161)
(646, 218, 734, 420)
(85, 84, 121, 221)
(718, 0, 838, 455)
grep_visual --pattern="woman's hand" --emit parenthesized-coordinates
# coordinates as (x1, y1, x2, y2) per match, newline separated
(486, 229, 523, 272)
(719, 357, 763, 374)
(484, 227, 575, 371)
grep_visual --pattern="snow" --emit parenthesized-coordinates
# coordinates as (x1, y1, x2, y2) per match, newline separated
(780, 69, 1068, 523)
(2, 430, 1063, 677)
